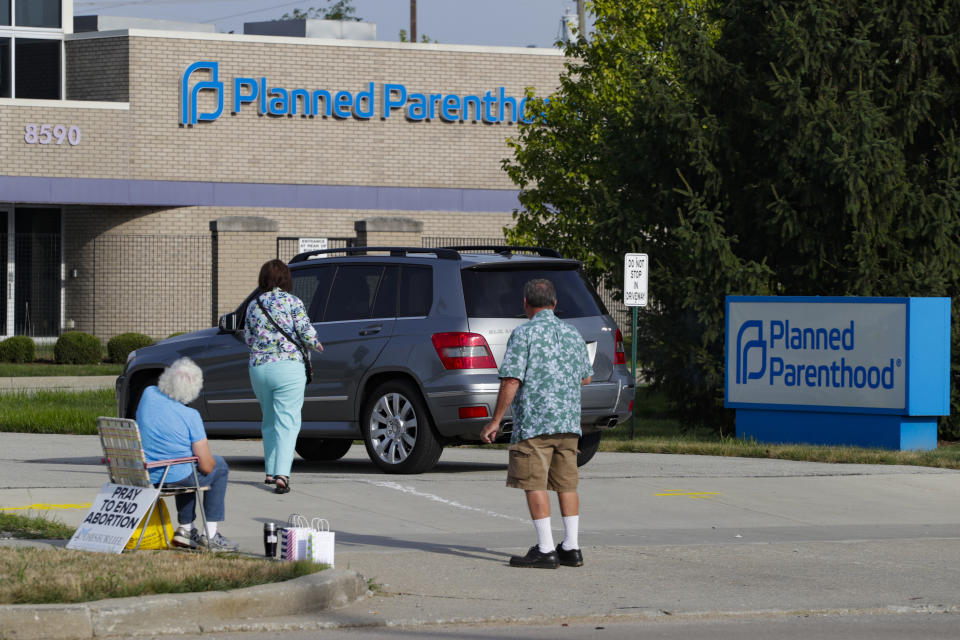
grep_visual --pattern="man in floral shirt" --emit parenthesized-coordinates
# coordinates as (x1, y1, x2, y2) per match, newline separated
(480, 279, 593, 569)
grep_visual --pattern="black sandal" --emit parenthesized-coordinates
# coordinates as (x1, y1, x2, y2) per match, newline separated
(274, 476, 290, 494)
(264, 475, 276, 485)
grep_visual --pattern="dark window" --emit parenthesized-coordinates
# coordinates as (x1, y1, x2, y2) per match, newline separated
(14, 208, 61, 337)
(371, 266, 397, 319)
(461, 267, 604, 319)
(0, 38, 9, 98)
(1, 1, 9, 26)
(16, 0, 60, 28)
(398, 266, 433, 317)
(324, 265, 384, 322)
(291, 265, 335, 321)
(15, 38, 60, 99)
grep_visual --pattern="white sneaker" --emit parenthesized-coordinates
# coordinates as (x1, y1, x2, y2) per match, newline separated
(172, 525, 198, 549)
(197, 531, 240, 552)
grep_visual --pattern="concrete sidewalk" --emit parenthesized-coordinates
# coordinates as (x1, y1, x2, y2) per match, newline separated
(1, 432, 959, 637)
(0, 375, 117, 392)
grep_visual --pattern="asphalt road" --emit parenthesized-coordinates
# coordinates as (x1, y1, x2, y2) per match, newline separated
(2, 433, 959, 635)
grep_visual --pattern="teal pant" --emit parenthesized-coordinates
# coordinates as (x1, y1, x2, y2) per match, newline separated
(249, 360, 306, 477)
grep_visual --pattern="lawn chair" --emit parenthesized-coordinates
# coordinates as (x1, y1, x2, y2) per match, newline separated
(96, 416, 208, 551)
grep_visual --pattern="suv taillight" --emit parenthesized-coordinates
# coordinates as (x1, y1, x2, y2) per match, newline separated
(432, 332, 497, 369)
(614, 329, 626, 365)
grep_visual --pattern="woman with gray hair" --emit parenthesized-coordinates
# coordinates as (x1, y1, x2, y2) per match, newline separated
(136, 357, 238, 551)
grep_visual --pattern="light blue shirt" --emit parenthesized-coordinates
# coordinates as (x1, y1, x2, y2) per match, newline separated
(136, 386, 207, 484)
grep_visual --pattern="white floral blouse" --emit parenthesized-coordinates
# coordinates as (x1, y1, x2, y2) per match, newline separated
(243, 288, 322, 367)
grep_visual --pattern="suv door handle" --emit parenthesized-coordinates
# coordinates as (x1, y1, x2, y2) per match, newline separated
(359, 324, 383, 336)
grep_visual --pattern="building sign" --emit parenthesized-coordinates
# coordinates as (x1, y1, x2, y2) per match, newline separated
(181, 61, 539, 126)
(298, 237, 328, 254)
(66, 484, 160, 553)
(726, 297, 907, 411)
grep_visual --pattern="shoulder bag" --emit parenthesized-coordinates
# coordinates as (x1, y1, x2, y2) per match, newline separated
(255, 293, 313, 385)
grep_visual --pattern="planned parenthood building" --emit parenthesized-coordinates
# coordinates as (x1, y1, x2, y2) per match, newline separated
(0, 1, 565, 340)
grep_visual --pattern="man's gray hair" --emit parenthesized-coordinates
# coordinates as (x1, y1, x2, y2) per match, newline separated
(157, 357, 204, 405)
(524, 278, 557, 308)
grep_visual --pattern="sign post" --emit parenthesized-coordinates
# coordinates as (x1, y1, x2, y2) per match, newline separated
(623, 253, 649, 437)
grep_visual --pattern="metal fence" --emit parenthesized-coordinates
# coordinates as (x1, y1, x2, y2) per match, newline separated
(421, 236, 631, 336)
(91, 234, 212, 338)
(277, 237, 356, 263)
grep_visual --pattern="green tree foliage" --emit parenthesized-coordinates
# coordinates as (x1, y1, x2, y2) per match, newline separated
(504, 0, 960, 436)
(279, 1, 362, 21)
(398, 29, 437, 43)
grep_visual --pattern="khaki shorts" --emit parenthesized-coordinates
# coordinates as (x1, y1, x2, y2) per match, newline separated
(506, 434, 580, 492)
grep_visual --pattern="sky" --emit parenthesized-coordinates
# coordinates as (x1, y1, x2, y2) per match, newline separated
(72, 0, 589, 48)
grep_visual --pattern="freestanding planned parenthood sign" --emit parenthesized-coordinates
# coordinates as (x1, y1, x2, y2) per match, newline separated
(725, 296, 951, 450)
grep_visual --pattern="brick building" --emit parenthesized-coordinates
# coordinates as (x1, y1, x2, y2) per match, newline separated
(0, 1, 565, 340)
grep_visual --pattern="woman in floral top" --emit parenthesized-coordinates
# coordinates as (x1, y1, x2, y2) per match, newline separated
(244, 259, 323, 494)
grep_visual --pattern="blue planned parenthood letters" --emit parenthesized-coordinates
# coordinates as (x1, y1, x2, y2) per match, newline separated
(725, 296, 951, 450)
(180, 61, 539, 126)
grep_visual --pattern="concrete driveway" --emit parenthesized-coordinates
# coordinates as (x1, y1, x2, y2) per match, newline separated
(2, 433, 959, 627)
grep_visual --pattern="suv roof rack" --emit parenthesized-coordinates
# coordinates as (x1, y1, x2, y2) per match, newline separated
(289, 246, 461, 263)
(443, 245, 563, 258)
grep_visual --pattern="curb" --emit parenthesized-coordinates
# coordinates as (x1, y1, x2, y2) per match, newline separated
(0, 569, 369, 640)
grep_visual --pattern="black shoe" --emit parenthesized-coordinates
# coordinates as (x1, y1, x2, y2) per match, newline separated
(556, 543, 584, 567)
(509, 545, 559, 569)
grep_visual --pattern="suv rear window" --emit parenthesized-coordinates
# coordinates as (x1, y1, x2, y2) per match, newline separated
(461, 267, 605, 319)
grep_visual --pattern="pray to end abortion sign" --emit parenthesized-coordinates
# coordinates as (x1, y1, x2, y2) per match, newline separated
(67, 483, 160, 553)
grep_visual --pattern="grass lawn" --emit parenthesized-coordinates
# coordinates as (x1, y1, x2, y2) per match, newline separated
(0, 513, 327, 605)
(0, 389, 115, 435)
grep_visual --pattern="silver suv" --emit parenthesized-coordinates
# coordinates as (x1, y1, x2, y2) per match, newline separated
(116, 246, 634, 473)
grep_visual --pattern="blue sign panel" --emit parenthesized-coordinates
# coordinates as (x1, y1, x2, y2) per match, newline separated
(725, 296, 951, 450)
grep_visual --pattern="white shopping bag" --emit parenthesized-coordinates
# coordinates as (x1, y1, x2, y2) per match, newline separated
(281, 514, 334, 566)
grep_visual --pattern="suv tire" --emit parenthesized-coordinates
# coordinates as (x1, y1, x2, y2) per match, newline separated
(361, 380, 443, 474)
(577, 431, 601, 467)
(295, 437, 354, 461)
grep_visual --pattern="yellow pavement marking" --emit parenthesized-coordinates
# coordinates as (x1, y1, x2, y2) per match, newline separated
(1, 503, 92, 511)
(655, 490, 720, 498)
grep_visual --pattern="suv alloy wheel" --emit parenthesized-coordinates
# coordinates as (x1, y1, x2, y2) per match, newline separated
(362, 380, 443, 474)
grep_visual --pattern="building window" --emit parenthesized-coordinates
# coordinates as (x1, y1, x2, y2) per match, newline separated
(14, 38, 60, 99)
(0, 38, 9, 97)
(0, 1, 63, 99)
(15, 0, 60, 28)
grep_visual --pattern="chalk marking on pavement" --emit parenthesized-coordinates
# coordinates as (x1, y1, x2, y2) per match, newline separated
(359, 479, 527, 523)
(1, 503, 92, 511)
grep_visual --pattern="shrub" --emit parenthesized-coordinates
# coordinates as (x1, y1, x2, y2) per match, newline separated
(54, 332, 103, 365)
(107, 333, 155, 363)
(166, 332, 186, 339)
(0, 336, 36, 363)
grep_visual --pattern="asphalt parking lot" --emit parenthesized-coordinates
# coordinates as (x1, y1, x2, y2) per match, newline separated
(3, 433, 960, 628)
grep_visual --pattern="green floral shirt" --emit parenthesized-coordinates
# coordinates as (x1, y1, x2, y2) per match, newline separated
(499, 309, 593, 443)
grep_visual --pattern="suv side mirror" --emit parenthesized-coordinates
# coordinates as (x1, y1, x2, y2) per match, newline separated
(218, 312, 241, 333)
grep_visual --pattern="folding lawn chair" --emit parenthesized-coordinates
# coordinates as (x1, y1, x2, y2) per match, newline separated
(96, 416, 208, 551)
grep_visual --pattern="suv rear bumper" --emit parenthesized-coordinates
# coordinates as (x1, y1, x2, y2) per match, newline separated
(425, 370, 635, 440)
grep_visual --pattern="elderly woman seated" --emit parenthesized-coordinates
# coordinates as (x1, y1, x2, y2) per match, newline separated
(136, 357, 238, 552)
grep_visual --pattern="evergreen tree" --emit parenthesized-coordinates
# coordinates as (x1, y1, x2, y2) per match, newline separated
(504, 0, 960, 435)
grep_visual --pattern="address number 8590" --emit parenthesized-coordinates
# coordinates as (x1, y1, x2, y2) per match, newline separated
(24, 124, 82, 146)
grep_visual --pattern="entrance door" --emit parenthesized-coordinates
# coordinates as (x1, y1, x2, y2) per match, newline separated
(2, 208, 61, 337)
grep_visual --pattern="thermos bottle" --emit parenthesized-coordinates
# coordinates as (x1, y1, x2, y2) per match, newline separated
(263, 522, 278, 558)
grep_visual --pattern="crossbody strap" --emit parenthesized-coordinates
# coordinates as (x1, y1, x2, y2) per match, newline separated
(255, 293, 308, 360)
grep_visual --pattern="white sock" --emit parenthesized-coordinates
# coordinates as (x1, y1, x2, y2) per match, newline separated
(205, 521, 218, 538)
(561, 515, 579, 550)
(177, 523, 193, 533)
(533, 517, 554, 553)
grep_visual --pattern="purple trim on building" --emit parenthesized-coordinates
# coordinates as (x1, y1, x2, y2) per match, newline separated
(0, 175, 522, 212)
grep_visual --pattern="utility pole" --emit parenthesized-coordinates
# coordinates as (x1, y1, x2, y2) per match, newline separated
(410, 0, 417, 43)
(577, 0, 586, 41)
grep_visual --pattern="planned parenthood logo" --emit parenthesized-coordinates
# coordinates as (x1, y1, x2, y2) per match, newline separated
(726, 299, 906, 409)
(179, 60, 539, 126)
(180, 62, 224, 126)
